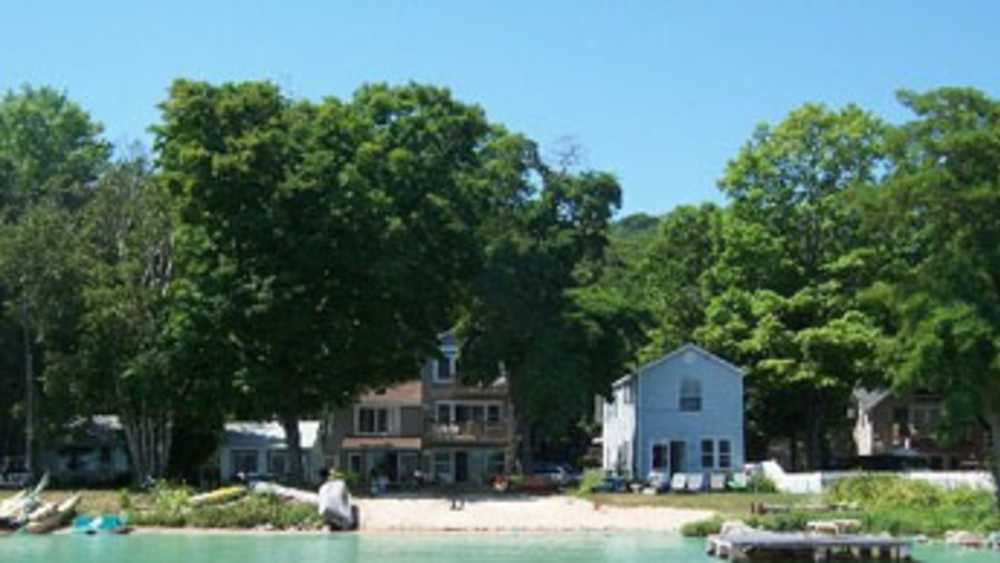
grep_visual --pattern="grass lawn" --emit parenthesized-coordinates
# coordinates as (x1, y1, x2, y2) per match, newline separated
(586, 492, 825, 517)
(0, 489, 150, 515)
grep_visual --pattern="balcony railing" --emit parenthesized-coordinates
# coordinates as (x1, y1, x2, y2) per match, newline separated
(425, 420, 510, 443)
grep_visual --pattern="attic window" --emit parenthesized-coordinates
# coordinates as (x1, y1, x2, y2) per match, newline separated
(433, 349, 458, 383)
(680, 378, 702, 412)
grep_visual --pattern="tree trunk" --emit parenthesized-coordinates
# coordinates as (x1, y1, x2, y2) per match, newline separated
(807, 399, 827, 471)
(281, 415, 304, 486)
(19, 301, 35, 478)
(122, 404, 174, 485)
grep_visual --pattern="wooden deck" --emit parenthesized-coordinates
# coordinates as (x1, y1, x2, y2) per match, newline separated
(706, 531, 913, 561)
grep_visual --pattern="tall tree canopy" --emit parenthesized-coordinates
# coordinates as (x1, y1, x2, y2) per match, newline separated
(0, 85, 111, 473)
(697, 104, 887, 468)
(864, 88, 1000, 499)
(155, 80, 505, 483)
(457, 138, 638, 468)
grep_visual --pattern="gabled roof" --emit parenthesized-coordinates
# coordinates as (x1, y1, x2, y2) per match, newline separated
(358, 380, 422, 405)
(853, 388, 893, 413)
(613, 343, 745, 388)
(223, 420, 320, 450)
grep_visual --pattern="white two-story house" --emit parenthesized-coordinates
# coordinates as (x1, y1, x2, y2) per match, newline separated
(602, 343, 745, 481)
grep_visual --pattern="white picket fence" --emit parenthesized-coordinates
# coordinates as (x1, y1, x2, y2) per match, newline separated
(758, 460, 996, 494)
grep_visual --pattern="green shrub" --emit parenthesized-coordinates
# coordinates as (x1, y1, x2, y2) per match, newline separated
(185, 494, 321, 529)
(575, 469, 605, 496)
(118, 488, 132, 511)
(680, 516, 725, 537)
(825, 476, 999, 537)
(747, 473, 778, 493)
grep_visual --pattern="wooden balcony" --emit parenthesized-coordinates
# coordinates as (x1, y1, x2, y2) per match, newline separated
(425, 420, 511, 444)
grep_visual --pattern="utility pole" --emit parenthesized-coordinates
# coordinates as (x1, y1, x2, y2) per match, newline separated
(20, 299, 34, 477)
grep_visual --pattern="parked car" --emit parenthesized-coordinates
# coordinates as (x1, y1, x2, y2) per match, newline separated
(531, 463, 580, 488)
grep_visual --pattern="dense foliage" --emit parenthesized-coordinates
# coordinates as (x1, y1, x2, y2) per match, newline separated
(1, 79, 999, 488)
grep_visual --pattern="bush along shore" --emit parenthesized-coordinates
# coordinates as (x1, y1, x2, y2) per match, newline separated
(680, 475, 1000, 539)
(124, 483, 323, 531)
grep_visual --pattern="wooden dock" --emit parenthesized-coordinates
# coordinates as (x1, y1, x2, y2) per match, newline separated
(706, 531, 913, 561)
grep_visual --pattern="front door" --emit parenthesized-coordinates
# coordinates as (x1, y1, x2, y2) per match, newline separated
(454, 451, 469, 482)
(669, 441, 686, 475)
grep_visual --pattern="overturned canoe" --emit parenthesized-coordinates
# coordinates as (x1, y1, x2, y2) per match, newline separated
(25, 494, 81, 534)
(189, 486, 247, 507)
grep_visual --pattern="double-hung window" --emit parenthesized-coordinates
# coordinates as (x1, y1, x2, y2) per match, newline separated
(357, 407, 389, 434)
(680, 378, 702, 412)
(718, 440, 732, 469)
(701, 439, 715, 469)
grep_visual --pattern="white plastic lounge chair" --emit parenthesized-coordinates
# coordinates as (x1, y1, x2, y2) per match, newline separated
(670, 472, 687, 492)
(710, 472, 727, 492)
(685, 472, 705, 492)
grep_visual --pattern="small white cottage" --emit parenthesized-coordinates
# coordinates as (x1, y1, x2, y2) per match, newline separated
(602, 343, 745, 481)
(218, 420, 323, 485)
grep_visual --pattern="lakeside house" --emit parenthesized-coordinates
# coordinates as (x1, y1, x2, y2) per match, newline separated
(850, 388, 986, 470)
(321, 333, 515, 486)
(219, 420, 323, 485)
(602, 343, 745, 482)
(38, 415, 131, 486)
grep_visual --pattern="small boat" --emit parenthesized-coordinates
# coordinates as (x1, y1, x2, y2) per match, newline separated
(318, 480, 359, 531)
(72, 514, 132, 535)
(25, 494, 81, 534)
(188, 486, 246, 507)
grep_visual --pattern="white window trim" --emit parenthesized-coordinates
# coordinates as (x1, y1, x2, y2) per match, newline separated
(699, 437, 717, 470)
(717, 438, 734, 470)
(699, 437, 735, 471)
(354, 405, 394, 436)
(432, 346, 459, 384)
(434, 400, 504, 425)
(679, 377, 703, 413)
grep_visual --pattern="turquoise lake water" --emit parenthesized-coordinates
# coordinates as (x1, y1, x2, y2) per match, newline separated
(2, 532, 999, 563)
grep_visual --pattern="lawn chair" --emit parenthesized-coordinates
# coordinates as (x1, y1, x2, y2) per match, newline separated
(709, 472, 727, 492)
(727, 472, 748, 491)
(685, 472, 705, 493)
(669, 472, 687, 492)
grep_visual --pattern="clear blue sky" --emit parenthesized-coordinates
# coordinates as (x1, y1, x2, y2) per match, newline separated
(3, 1, 999, 216)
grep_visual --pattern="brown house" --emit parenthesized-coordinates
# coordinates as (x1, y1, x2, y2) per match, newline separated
(851, 388, 987, 470)
(322, 335, 515, 485)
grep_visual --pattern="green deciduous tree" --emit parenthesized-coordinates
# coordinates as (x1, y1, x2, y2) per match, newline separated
(863, 88, 1000, 500)
(457, 138, 637, 469)
(697, 104, 888, 468)
(155, 80, 501, 483)
(0, 85, 110, 474)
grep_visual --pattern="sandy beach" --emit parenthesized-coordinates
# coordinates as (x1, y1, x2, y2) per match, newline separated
(352, 495, 711, 532)
(113, 495, 712, 535)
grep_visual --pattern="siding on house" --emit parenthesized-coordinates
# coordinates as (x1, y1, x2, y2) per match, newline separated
(602, 344, 746, 481)
(852, 389, 987, 469)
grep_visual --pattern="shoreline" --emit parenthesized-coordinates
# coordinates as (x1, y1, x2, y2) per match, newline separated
(45, 495, 713, 536)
